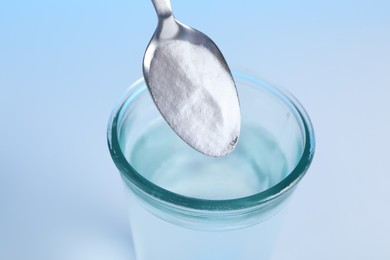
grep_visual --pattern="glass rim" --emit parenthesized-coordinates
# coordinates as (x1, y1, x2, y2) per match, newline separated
(107, 71, 315, 212)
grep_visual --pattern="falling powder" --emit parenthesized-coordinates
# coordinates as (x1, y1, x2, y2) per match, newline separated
(148, 40, 241, 157)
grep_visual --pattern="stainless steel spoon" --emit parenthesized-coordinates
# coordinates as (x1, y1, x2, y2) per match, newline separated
(143, 0, 241, 157)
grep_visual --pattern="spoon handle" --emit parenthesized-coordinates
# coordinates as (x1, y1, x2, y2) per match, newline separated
(151, 0, 173, 18)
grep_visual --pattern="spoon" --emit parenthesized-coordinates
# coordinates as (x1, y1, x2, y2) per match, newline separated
(143, 0, 241, 157)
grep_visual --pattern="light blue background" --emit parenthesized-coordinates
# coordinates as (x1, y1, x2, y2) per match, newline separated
(1, 1, 389, 259)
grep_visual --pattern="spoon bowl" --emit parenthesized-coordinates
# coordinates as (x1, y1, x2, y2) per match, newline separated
(143, 0, 241, 157)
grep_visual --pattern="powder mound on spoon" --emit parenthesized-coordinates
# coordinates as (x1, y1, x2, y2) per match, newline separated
(149, 40, 241, 157)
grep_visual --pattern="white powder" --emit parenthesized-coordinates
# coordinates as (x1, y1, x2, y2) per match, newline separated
(149, 40, 241, 157)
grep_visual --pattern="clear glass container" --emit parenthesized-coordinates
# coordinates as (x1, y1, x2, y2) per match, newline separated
(107, 71, 315, 260)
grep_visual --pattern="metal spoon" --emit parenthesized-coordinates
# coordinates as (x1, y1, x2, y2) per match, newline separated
(143, 0, 241, 157)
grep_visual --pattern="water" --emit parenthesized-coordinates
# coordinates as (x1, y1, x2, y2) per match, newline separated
(128, 120, 289, 200)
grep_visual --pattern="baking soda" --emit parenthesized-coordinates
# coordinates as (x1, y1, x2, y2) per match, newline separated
(149, 40, 241, 156)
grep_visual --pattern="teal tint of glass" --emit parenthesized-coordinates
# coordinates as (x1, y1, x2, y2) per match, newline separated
(107, 71, 315, 230)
